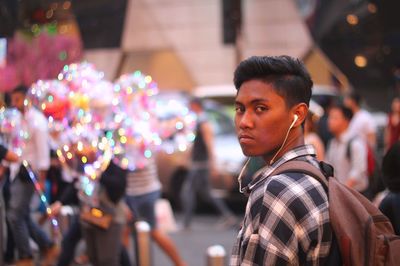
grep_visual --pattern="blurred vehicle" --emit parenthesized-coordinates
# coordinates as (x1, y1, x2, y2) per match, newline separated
(154, 91, 248, 210)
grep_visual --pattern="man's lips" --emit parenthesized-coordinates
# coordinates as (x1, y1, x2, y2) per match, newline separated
(238, 134, 254, 144)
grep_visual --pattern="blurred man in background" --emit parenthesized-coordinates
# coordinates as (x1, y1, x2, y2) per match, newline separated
(326, 104, 369, 194)
(180, 98, 236, 230)
(8, 85, 58, 266)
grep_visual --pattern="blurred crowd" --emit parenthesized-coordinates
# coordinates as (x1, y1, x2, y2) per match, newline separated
(305, 91, 400, 231)
(0, 84, 192, 266)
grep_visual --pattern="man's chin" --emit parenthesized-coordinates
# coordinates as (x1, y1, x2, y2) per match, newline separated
(241, 148, 259, 157)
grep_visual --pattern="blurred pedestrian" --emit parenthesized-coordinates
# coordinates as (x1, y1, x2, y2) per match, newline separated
(8, 85, 58, 266)
(125, 158, 186, 266)
(231, 55, 334, 265)
(344, 92, 377, 148)
(385, 97, 400, 151)
(379, 141, 400, 235)
(50, 169, 132, 266)
(344, 92, 382, 198)
(326, 104, 369, 195)
(180, 98, 236, 230)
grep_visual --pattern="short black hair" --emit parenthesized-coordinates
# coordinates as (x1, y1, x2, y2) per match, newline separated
(332, 104, 353, 121)
(11, 85, 28, 95)
(233, 55, 313, 108)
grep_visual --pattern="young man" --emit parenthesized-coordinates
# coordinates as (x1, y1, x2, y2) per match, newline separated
(326, 105, 369, 193)
(231, 56, 333, 265)
(9, 85, 57, 266)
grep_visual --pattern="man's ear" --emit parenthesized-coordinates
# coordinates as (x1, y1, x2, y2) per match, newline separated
(292, 103, 308, 127)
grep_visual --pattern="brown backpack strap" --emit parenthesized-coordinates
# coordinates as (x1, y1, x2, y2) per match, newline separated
(270, 160, 329, 191)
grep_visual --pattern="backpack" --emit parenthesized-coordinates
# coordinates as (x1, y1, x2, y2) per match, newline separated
(346, 137, 385, 198)
(271, 160, 400, 266)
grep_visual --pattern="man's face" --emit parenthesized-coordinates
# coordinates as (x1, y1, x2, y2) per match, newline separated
(10, 92, 26, 113)
(328, 108, 348, 136)
(234, 80, 293, 159)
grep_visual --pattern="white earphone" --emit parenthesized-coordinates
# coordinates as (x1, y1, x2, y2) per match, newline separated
(286, 114, 299, 133)
(291, 114, 298, 127)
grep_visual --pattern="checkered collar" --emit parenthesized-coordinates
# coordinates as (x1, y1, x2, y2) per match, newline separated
(243, 144, 317, 196)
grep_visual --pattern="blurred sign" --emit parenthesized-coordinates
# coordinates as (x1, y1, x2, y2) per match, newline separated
(0, 38, 6, 67)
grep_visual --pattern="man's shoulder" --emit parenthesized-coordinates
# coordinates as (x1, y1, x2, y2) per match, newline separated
(248, 171, 328, 224)
(355, 110, 375, 124)
(255, 171, 326, 201)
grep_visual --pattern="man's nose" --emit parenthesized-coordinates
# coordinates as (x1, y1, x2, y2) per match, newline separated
(238, 111, 254, 129)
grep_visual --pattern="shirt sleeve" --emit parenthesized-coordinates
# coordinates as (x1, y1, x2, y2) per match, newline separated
(241, 175, 330, 265)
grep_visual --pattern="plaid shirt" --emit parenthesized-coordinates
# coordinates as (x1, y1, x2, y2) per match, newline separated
(231, 145, 332, 265)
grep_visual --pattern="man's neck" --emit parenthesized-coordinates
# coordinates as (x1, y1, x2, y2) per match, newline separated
(334, 128, 348, 140)
(265, 133, 305, 165)
(352, 106, 360, 114)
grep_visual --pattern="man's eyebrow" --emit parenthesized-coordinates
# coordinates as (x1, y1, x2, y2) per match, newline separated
(250, 98, 269, 104)
(235, 98, 269, 105)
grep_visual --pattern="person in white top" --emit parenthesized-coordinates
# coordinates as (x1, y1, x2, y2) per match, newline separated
(8, 85, 58, 266)
(326, 104, 369, 193)
(344, 92, 377, 149)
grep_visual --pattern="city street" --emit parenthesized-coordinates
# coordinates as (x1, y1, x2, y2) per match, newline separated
(151, 214, 239, 266)
(57, 213, 240, 266)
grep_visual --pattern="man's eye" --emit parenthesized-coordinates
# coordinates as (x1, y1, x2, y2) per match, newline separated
(235, 106, 244, 113)
(255, 106, 267, 112)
